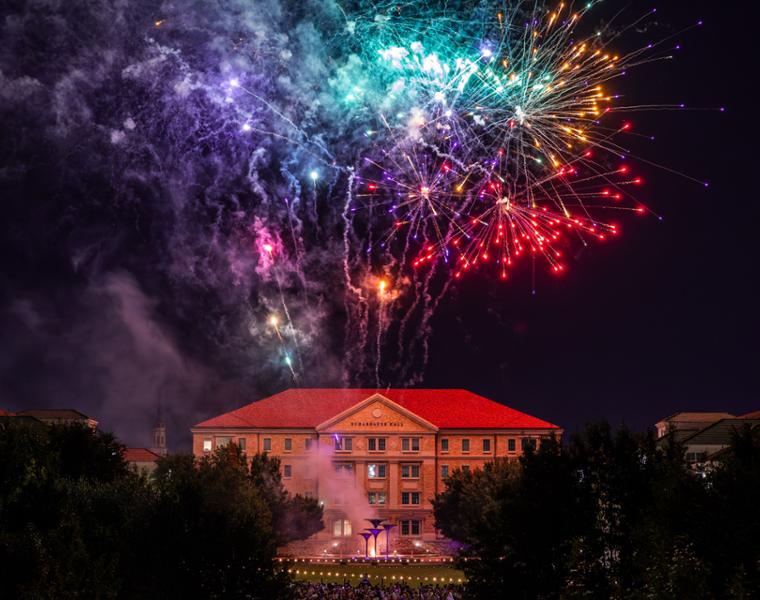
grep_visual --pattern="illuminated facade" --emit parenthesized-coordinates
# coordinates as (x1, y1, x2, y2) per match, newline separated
(192, 389, 561, 555)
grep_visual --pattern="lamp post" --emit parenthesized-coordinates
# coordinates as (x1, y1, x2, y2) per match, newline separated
(358, 533, 372, 559)
(365, 528, 382, 558)
(381, 523, 396, 560)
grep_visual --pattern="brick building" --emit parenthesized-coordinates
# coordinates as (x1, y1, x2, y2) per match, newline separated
(192, 388, 561, 556)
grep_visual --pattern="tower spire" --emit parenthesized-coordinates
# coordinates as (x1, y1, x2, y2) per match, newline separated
(151, 400, 167, 456)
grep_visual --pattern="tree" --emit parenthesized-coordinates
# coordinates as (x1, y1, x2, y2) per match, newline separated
(0, 419, 147, 599)
(146, 445, 290, 599)
(1, 420, 319, 599)
(433, 423, 758, 599)
(249, 451, 323, 545)
(434, 435, 588, 599)
(703, 425, 760, 598)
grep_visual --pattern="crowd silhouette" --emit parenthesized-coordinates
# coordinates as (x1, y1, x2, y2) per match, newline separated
(293, 581, 463, 600)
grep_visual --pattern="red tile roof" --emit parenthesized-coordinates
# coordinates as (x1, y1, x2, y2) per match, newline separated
(740, 410, 760, 419)
(123, 448, 161, 463)
(194, 389, 559, 430)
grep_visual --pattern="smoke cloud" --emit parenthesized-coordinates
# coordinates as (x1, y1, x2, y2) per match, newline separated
(0, 0, 445, 447)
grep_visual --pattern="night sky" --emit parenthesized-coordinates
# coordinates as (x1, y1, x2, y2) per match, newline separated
(1, 0, 756, 449)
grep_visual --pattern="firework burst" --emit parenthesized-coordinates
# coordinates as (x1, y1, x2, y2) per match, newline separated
(351, 1, 689, 283)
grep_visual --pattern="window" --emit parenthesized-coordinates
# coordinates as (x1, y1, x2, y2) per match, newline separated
(367, 437, 386, 452)
(462, 439, 470, 452)
(333, 519, 352, 537)
(216, 436, 232, 447)
(238, 438, 246, 451)
(333, 463, 354, 478)
(263, 438, 272, 452)
(368, 492, 387, 505)
(441, 438, 449, 452)
(401, 492, 421, 505)
(367, 463, 387, 479)
(482, 438, 491, 453)
(462, 465, 470, 473)
(334, 436, 353, 452)
(441, 465, 449, 478)
(284, 438, 292, 451)
(283, 464, 292, 478)
(400, 520, 421, 536)
(686, 452, 707, 463)
(401, 437, 420, 452)
(203, 439, 212, 452)
(521, 438, 536, 451)
(508, 438, 516, 452)
(305, 438, 313, 451)
(401, 464, 421, 479)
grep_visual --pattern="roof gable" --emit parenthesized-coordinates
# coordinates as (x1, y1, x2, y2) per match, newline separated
(315, 393, 438, 433)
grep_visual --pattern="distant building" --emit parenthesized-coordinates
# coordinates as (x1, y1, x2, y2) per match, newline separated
(656, 410, 760, 468)
(123, 448, 161, 475)
(655, 412, 735, 441)
(2, 408, 98, 429)
(192, 388, 561, 556)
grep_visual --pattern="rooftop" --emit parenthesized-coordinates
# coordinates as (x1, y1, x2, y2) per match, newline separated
(14, 408, 93, 421)
(123, 448, 161, 463)
(657, 411, 736, 424)
(681, 418, 760, 446)
(194, 388, 560, 430)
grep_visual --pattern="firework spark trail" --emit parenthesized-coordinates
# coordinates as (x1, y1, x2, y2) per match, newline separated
(279, 165, 312, 298)
(341, 170, 371, 385)
(405, 278, 452, 387)
(400, 229, 453, 385)
(375, 283, 387, 387)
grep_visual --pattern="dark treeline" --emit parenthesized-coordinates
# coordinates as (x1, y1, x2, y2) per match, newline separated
(0, 418, 322, 599)
(434, 423, 760, 599)
(3, 419, 759, 599)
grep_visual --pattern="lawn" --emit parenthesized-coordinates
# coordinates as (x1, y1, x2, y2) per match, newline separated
(283, 560, 465, 588)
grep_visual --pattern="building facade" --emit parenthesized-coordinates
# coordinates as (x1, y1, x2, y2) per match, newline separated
(656, 410, 760, 468)
(192, 389, 561, 556)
